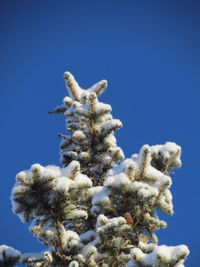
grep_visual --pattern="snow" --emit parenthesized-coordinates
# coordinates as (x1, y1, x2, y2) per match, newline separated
(63, 96, 72, 106)
(89, 92, 98, 103)
(122, 159, 136, 175)
(72, 130, 86, 141)
(131, 247, 145, 262)
(157, 193, 174, 215)
(129, 181, 154, 194)
(81, 242, 97, 257)
(45, 230, 54, 239)
(164, 188, 173, 200)
(137, 185, 159, 198)
(138, 241, 155, 253)
(92, 188, 110, 205)
(80, 91, 90, 103)
(103, 133, 117, 147)
(88, 79, 107, 96)
(101, 119, 122, 133)
(150, 142, 182, 169)
(102, 113, 113, 121)
(40, 165, 60, 180)
(64, 230, 80, 249)
(96, 214, 109, 227)
(64, 71, 82, 101)
(106, 163, 124, 176)
(69, 261, 79, 267)
(151, 142, 181, 157)
(61, 160, 80, 178)
(80, 230, 96, 243)
(76, 105, 90, 116)
(106, 158, 136, 177)
(0, 245, 21, 261)
(87, 186, 103, 197)
(78, 152, 90, 161)
(155, 245, 189, 263)
(108, 147, 125, 160)
(54, 176, 72, 194)
(71, 173, 92, 189)
(97, 216, 127, 232)
(154, 174, 172, 189)
(128, 244, 189, 266)
(94, 102, 112, 115)
(138, 144, 151, 166)
(16, 171, 27, 183)
(104, 172, 131, 188)
(43, 251, 53, 263)
(144, 165, 165, 181)
(68, 209, 88, 219)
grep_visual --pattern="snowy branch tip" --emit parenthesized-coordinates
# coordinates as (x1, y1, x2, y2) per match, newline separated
(63, 71, 108, 101)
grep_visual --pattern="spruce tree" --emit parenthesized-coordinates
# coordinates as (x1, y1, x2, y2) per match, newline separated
(1, 72, 189, 266)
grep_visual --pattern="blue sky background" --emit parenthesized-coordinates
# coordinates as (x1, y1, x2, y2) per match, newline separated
(0, 1, 199, 266)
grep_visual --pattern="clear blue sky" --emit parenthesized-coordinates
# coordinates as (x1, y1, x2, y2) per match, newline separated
(0, 1, 199, 266)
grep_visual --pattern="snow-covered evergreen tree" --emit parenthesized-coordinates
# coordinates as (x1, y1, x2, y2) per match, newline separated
(2, 72, 189, 266)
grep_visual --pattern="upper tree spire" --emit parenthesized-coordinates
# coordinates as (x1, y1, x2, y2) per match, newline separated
(64, 71, 107, 102)
(50, 72, 124, 184)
